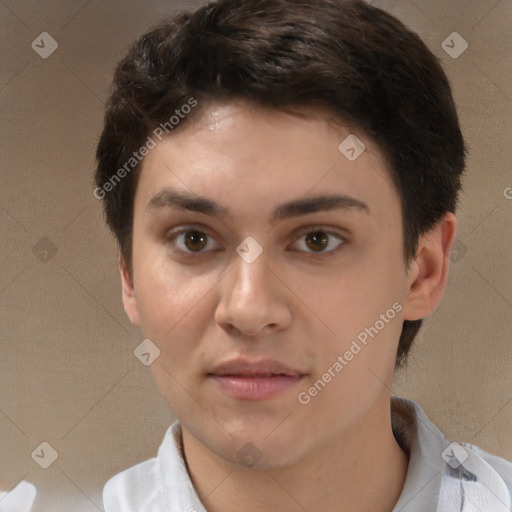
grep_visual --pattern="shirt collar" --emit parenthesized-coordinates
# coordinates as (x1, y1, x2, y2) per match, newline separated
(391, 396, 446, 511)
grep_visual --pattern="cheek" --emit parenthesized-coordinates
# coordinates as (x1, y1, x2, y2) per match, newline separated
(136, 266, 218, 409)
(133, 256, 217, 353)
(305, 250, 405, 375)
(319, 264, 401, 330)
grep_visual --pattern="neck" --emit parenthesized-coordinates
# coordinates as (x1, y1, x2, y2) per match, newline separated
(181, 398, 408, 512)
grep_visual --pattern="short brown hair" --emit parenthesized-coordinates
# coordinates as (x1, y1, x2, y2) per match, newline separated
(95, 0, 466, 367)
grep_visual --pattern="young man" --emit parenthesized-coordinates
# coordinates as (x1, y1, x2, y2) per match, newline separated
(95, 0, 512, 510)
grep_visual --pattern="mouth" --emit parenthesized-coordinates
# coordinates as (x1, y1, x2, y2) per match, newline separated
(208, 359, 307, 401)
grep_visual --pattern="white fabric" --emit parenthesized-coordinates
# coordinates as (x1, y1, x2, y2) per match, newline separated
(0, 481, 37, 512)
(103, 397, 512, 511)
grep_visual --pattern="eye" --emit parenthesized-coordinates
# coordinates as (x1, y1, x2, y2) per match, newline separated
(167, 228, 222, 256)
(291, 228, 345, 255)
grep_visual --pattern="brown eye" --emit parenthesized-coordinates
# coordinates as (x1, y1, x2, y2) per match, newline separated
(183, 231, 208, 252)
(304, 231, 329, 252)
(291, 228, 345, 255)
(167, 227, 222, 258)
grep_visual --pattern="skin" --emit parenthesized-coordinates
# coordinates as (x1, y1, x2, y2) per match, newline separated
(120, 100, 457, 512)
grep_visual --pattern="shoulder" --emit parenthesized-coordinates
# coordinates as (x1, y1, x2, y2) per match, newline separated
(391, 397, 512, 510)
(436, 442, 512, 511)
(102, 456, 161, 512)
(463, 442, 512, 495)
(102, 421, 190, 512)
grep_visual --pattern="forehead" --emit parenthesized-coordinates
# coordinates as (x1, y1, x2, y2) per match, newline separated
(135, 101, 400, 223)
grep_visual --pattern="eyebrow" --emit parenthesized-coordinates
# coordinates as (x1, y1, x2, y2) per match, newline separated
(146, 188, 370, 222)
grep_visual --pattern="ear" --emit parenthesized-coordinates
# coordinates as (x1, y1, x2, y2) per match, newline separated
(402, 212, 457, 321)
(119, 252, 141, 328)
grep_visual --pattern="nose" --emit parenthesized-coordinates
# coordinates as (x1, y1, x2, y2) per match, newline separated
(215, 251, 293, 337)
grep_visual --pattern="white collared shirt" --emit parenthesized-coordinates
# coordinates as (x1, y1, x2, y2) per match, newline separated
(103, 397, 512, 511)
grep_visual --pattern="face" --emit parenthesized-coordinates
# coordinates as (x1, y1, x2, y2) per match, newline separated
(123, 100, 416, 469)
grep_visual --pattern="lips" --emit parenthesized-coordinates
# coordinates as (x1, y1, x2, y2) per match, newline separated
(210, 359, 303, 377)
(208, 358, 306, 400)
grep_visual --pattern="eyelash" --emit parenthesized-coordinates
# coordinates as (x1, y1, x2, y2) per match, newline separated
(166, 225, 346, 259)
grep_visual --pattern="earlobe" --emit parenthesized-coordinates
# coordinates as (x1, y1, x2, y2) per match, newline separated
(119, 253, 141, 328)
(402, 213, 457, 321)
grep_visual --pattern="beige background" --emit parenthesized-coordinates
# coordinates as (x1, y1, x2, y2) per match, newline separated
(0, 0, 511, 510)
